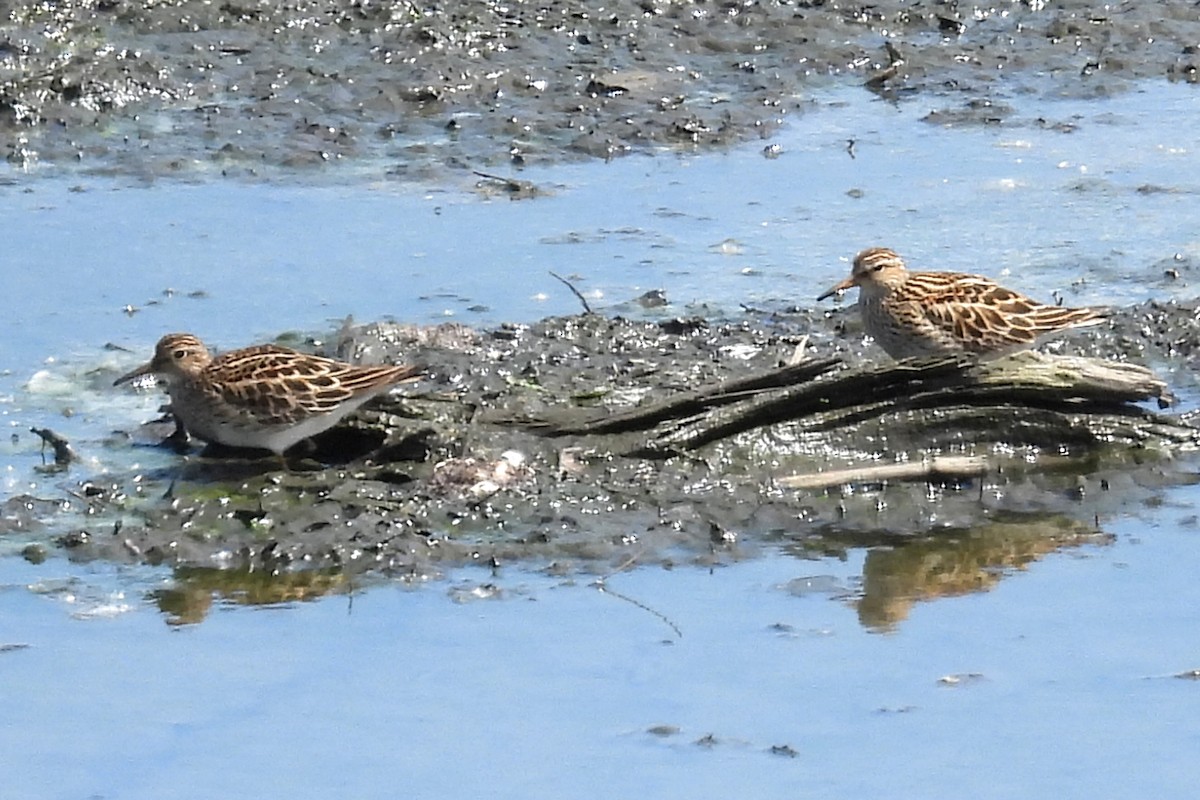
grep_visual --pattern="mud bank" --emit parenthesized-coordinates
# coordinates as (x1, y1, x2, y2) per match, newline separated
(9, 295, 1194, 580)
(3, 0, 1198, 177)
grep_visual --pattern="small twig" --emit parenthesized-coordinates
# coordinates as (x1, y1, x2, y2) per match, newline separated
(594, 580, 683, 639)
(549, 271, 593, 314)
(596, 551, 641, 582)
(592, 550, 682, 639)
(472, 171, 540, 198)
(786, 336, 810, 365)
(472, 170, 518, 185)
(779, 455, 988, 490)
(30, 427, 76, 466)
(63, 487, 90, 503)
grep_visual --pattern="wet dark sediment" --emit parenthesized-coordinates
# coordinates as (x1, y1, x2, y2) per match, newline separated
(3, 0, 1199, 175)
(20, 298, 1198, 587)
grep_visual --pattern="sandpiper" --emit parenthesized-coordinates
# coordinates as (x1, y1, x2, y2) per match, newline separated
(817, 247, 1106, 359)
(114, 333, 421, 456)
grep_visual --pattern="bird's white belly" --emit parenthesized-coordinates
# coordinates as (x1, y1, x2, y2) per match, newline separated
(169, 389, 378, 454)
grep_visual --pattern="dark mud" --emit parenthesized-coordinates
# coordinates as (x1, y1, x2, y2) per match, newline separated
(3, 0, 1198, 177)
(21, 296, 1198, 585)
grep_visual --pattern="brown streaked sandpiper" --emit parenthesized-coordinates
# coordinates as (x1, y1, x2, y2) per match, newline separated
(818, 247, 1105, 359)
(114, 332, 421, 456)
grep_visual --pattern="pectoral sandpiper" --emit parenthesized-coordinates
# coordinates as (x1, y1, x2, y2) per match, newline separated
(817, 247, 1106, 359)
(114, 333, 421, 456)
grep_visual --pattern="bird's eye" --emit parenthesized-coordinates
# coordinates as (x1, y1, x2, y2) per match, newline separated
(872, 264, 884, 272)
(172, 349, 187, 359)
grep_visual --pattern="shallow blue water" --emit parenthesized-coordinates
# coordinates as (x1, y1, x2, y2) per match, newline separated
(3, 82, 1196, 364)
(2, 81, 1200, 798)
(3, 496, 1199, 798)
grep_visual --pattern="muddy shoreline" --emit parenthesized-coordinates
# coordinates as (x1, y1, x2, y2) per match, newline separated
(7, 296, 1195, 584)
(5, 1, 1200, 588)
(3, 0, 1198, 177)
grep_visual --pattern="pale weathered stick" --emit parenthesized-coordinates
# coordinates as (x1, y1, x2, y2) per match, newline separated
(779, 455, 988, 490)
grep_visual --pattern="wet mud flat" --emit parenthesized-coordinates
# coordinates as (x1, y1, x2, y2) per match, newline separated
(13, 297, 1200, 595)
(3, 0, 1199, 176)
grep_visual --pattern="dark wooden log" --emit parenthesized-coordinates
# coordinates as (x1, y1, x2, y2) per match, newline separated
(516, 349, 1192, 462)
(527, 355, 841, 437)
(631, 351, 1188, 458)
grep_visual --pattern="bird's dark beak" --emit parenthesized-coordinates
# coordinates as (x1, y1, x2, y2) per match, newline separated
(113, 361, 156, 387)
(816, 275, 858, 302)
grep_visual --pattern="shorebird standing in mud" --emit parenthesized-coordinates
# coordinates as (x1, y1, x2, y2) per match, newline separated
(818, 247, 1106, 359)
(115, 333, 421, 458)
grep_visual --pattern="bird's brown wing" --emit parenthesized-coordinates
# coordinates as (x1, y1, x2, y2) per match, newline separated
(205, 345, 420, 426)
(901, 273, 1100, 353)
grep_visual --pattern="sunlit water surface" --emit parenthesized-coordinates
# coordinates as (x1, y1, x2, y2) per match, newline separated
(3, 507, 1199, 799)
(2, 83, 1199, 798)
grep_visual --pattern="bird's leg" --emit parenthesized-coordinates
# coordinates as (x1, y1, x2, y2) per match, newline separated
(165, 411, 191, 453)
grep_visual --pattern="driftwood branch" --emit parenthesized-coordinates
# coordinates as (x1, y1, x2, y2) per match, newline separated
(779, 456, 989, 489)
(530, 356, 841, 437)
(645, 354, 973, 454)
(644, 351, 1187, 457)
(519, 350, 1194, 461)
(636, 351, 1184, 457)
